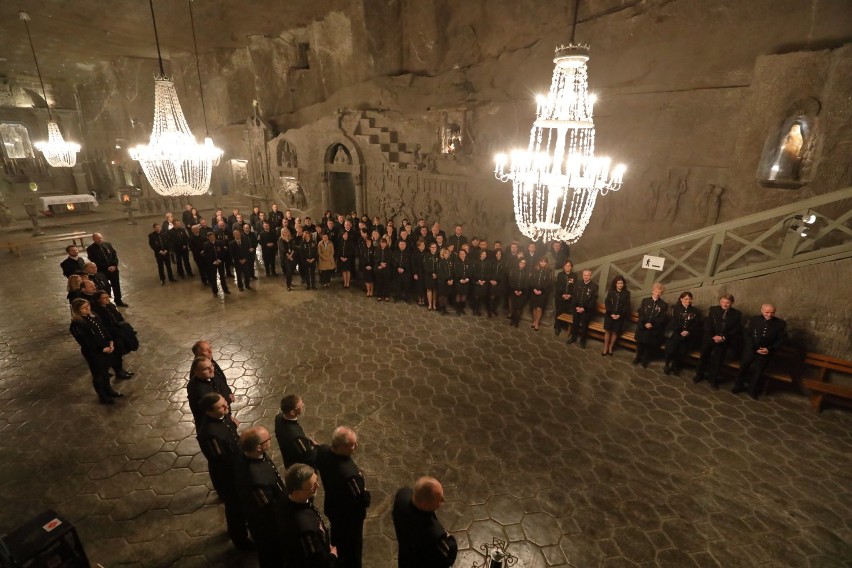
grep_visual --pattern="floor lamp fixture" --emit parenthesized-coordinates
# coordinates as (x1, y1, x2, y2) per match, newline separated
(19, 11, 80, 168)
(129, 0, 221, 196)
(493, 0, 626, 243)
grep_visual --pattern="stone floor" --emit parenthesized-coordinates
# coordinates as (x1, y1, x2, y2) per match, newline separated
(0, 216, 851, 568)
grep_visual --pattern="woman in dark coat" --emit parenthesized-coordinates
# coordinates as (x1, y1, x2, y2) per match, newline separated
(411, 239, 428, 306)
(299, 231, 318, 290)
(337, 230, 357, 289)
(453, 249, 472, 315)
(527, 257, 553, 331)
(603, 275, 631, 356)
(360, 236, 376, 297)
(633, 283, 668, 368)
(487, 249, 507, 318)
(508, 258, 529, 327)
(470, 249, 491, 316)
(663, 291, 701, 375)
(278, 228, 297, 291)
(374, 237, 393, 301)
(435, 248, 454, 315)
(423, 242, 440, 310)
(69, 298, 124, 404)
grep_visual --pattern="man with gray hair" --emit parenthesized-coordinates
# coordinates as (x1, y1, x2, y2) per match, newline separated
(316, 427, 371, 568)
(392, 476, 457, 567)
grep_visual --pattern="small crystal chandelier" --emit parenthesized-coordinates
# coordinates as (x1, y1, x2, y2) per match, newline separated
(19, 11, 80, 168)
(494, 0, 625, 243)
(129, 0, 222, 196)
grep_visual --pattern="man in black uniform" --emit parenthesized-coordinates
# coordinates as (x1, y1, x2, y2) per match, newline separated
(60, 245, 86, 277)
(693, 294, 742, 389)
(191, 341, 235, 404)
(553, 260, 577, 336)
(83, 262, 112, 297)
(214, 221, 235, 277)
(279, 463, 338, 568)
(168, 221, 194, 278)
(148, 223, 176, 285)
(258, 221, 278, 277)
(732, 304, 787, 400)
(188, 224, 208, 286)
(268, 204, 284, 231)
(567, 269, 598, 348)
(392, 476, 457, 568)
(186, 356, 234, 425)
(241, 223, 259, 280)
(87, 232, 127, 306)
(391, 239, 412, 303)
(195, 393, 253, 551)
(315, 427, 370, 568)
(230, 229, 253, 291)
(234, 426, 286, 568)
(202, 231, 231, 296)
(274, 394, 318, 468)
(446, 225, 467, 252)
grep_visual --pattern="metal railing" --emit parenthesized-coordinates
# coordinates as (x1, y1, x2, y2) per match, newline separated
(577, 187, 852, 297)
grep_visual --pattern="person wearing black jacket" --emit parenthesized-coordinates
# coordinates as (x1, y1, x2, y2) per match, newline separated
(277, 228, 297, 291)
(300, 231, 318, 290)
(391, 239, 412, 303)
(316, 427, 370, 568)
(258, 222, 278, 277)
(469, 249, 491, 316)
(374, 238, 393, 301)
(453, 249, 472, 315)
(487, 249, 507, 318)
(83, 262, 112, 297)
(435, 248, 454, 315)
(633, 283, 668, 368)
(92, 291, 139, 364)
(602, 275, 630, 356)
(553, 261, 577, 336)
(410, 240, 427, 306)
(274, 394, 318, 468)
(423, 242, 440, 311)
(663, 291, 701, 375)
(693, 294, 742, 389)
(235, 427, 286, 568)
(392, 477, 457, 568)
(202, 231, 231, 296)
(69, 298, 124, 404)
(528, 257, 554, 331)
(279, 464, 338, 568)
(168, 221, 194, 278)
(195, 393, 253, 551)
(148, 223, 176, 285)
(186, 356, 234, 425)
(188, 225, 209, 286)
(87, 232, 127, 306)
(60, 245, 86, 277)
(337, 231, 357, 289)
(214, 221, 235, 277)
(229, 230, 253, 291)
(446, 225, 467, 252)
(567, 269, 598, 348)
(241, 223, 259, 280)
(732, 304, 787, 400)
(360, 236, 375, 298)
(508, 258, 529, 327)
(268, 204, 284, 230)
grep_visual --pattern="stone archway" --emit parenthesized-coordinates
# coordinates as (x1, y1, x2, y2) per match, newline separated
(323, 141, 364, 215)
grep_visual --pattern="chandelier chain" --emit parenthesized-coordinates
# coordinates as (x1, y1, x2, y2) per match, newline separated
(188, 0, 211, 137)
(148, 0, 166, 76)
(19, 12, 52, 121)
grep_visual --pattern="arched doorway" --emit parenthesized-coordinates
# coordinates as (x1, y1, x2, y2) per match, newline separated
(325, 143, 357, 214)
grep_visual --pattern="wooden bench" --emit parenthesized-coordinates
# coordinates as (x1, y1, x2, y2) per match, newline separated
(5, 231, 89, 257)
(558, 304, 851, 412)
(801, 354, 852, 412)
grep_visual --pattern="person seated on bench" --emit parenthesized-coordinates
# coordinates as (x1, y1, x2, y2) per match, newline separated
(732, 304, 787, 400)
(633, 282, 668, 368)
(663, 291, 701, 376)
(693, 294, 742, 389)
(602, 274, 630, 356)
(567, 269, 598, 349)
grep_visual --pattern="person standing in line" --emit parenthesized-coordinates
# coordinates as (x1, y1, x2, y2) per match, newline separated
(87, 232, 127, 306)
(566, 269, 599, 348)
(60, 244, 86, 277)
(300, 230, 319, 290)
(527, 256, 553, 332)
(188, 225, 209, 286)
(553, 260, 577, 337)
(69, 298, 124, 404)
(202, 231, 231, 296)
(274, 394, 318, 468)
(168, 221, 194, 278)
(258, 221, 278, 277)
(392, 476, 457, 568)
(230, 229, 253, 291)
(318, 232, 337, 288)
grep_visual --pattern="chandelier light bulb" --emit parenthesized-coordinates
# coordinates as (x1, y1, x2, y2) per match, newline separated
(34, 121, 80, 168)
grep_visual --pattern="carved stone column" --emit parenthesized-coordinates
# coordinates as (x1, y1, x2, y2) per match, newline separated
(354, 167, 365, 214)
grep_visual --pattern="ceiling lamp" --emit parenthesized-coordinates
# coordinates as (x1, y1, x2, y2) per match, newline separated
(129, 0, 222, 196)
(19, 11, 80, 168)
(493, 0, 626, 243)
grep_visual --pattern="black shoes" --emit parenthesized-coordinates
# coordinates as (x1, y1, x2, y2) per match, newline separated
(632, 357, 641, 365)
(116, 301, 129, 307)
(554, 327, 561, 336)
(169, 278, 178, 282)
(566, 335, 577, 344)
(116, 370, 135, 379)
(161, 280, 165, 286)
(692, 374, 704, 383)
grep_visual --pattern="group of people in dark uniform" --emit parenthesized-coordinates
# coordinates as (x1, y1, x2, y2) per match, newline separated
(63, 234, 137, 404)
(187, 342, 456, 567)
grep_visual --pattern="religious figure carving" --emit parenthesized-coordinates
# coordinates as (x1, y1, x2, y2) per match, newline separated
(333, 145, 349, 164)
(700, 184, 725, 227)
(277, 140, 298, 169)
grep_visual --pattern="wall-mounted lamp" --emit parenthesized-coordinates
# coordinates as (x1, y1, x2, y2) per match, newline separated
(788, 212, 816, 237)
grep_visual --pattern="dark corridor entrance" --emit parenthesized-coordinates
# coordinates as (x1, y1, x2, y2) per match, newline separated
(329, 171, 356, 214)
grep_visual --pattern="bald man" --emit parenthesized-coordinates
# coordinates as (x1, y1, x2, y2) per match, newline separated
(732, 304, 787, 400)
(316, 427, 371, 568)
(392, 476, 457, 568)
(87, 232, 127, 306)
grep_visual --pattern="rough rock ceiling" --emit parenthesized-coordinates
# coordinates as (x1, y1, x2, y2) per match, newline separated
(0, 0, 337, 83)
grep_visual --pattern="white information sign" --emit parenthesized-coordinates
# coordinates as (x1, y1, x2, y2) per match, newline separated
(642, 255, 665, 271)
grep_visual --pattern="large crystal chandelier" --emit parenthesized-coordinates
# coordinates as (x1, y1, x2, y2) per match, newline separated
(129, 0, 222, 196)
(493, 1, 625, 244)
(19, 11, 80, 168)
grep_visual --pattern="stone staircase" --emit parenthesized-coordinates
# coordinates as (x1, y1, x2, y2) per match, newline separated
(354, 112, 424, 171)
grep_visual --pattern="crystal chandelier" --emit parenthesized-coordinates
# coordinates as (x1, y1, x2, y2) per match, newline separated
(19, 11, 80, 168)
(493, 1, 625, 244)
(129, 0, 222, 196)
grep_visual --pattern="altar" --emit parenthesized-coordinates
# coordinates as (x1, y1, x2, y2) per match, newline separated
(39, 194, 99, 214)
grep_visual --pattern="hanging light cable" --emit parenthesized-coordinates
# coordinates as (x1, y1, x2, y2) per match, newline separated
(493, 0, 626, 244)
(19, 11, 80, 168)
(129, 0, 221, 196)
(189, 0, 222, 166)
